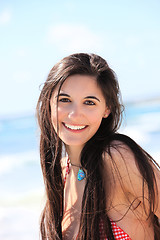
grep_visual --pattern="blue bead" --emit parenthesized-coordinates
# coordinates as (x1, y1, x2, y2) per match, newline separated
(77, 168, 86, 181)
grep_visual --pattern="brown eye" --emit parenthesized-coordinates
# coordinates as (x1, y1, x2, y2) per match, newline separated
(59, 98, 71, 103)
(84, 100, 95, 105)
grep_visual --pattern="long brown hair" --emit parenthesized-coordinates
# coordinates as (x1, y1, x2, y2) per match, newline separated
(36, 53, 160, 239)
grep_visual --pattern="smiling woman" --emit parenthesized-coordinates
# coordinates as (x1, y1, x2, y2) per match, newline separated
(50, 74, 110, 148)
(36, 53, 160, 240)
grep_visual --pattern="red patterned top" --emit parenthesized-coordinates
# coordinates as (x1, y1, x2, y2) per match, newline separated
(64, 158, 132, 240)
(99, 218, 132, 240)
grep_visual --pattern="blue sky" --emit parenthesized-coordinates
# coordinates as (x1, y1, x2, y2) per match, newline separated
(0, 0, 160, 116)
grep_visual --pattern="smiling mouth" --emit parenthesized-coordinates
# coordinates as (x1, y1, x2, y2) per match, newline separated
(63, 123, 87, 130)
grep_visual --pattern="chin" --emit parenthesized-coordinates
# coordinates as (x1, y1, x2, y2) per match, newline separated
(62, 138, 87, 147)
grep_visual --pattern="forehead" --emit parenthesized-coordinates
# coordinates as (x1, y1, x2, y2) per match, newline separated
(60, 74, 102, 94)
(50, 74, 106, 104)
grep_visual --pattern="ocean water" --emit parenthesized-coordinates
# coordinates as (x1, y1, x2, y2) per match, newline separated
(0, 115, 44, 240)
(0, 101, 160, 240)
(121, 101, 160, 157)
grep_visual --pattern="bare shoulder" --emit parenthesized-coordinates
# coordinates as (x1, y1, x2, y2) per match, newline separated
(103, 140, 145, 198)
(103, 140, 141, 177)
(103, 139, 160, 219)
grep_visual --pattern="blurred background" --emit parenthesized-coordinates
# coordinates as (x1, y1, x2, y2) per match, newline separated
(0, 0, 160, 239)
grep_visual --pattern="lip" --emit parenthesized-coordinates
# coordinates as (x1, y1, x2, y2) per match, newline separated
(62, 122, 88, 132)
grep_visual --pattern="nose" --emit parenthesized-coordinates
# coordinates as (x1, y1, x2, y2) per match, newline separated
(68, 104, 82, 120)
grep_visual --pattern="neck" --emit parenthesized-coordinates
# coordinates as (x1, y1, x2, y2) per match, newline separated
(65, 145, 83, 165)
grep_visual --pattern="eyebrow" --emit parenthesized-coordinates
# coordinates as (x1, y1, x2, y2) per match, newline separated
(84, 96, 100, 102)
(56, 93, 100, 102)
(56, 93, 70, 98)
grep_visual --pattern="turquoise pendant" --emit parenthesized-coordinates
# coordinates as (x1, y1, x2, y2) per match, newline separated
(77, 168, 86, 181)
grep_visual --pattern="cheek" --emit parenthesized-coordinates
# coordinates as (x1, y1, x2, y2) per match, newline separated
(88, 110, 104, 125)
(51, 106, 65, 131)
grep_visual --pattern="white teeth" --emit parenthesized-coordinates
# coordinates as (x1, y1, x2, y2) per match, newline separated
(64, 123, 86, 130)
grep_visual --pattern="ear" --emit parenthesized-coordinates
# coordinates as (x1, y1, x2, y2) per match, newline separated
(103, 107, 111, 118)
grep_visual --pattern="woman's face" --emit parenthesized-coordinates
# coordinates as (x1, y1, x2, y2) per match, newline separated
(50, 74, 110, 148)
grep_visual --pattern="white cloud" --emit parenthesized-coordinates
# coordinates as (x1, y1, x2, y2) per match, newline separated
(47, 23, 104, 53)
(125, 36, 140, 47)
(16, 48, 29, 57)
(13, 71, 32, 84)
(0, 9, 12, 25)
